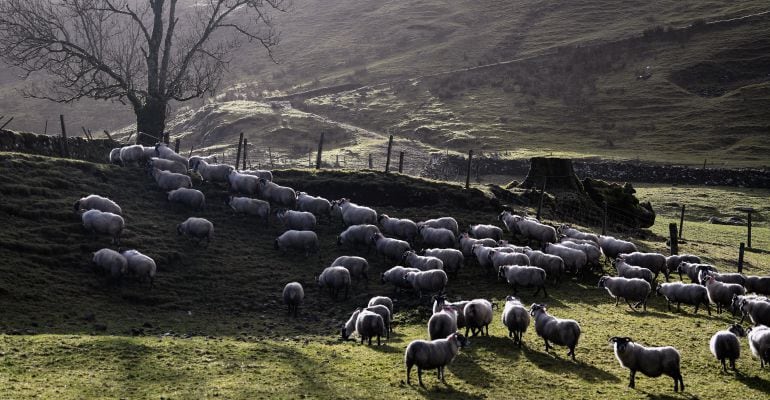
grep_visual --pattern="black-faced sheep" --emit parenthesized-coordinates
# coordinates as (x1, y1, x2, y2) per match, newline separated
(371, 233, 411, 263)
(378, 214, 418, 244)
(419, 217, 459, 236)
(74, 194, 122, 215)
(331, 198, 377, 226)
(702, 275, 746, 314)
(120, 249, 156, 287)
(337, 224, 380, 251)
(92, 248, 127, 280)
(152, 168, 192, 191)
(468, 224, 503, 241)
(530, 303, 580, 361)
(402, 250, 443, 271)
(524, 249, 565, 285)
(405, 333, 467, 388)
(463, 299, 493, 337)
(282, 282, 304, 317)
(297, 192, 331, 221)
(276, 209, 316, 231)
(258, 178, 297, 209)
(598, 235, 637, 261)
(275, 230, 319, 256)
(317, 266, 351, 300)
(331, 255, 369, 288)
(403, 270, 448, 298)
(423, 248, 464, 278)
(710, 324, 745, 372)
(609, 336, 684, 392)
(432, 295, 470, 329)
(748, 325, 770, 367)
(227, 196, 269, 223)
(167, 188, 205, 210)
(381, 266, 420, 293)
(597, 276, 651, 312)
(428, 306, 458, 340)
(81, 209, 124, 245)
(656, 282, 711, 315)
(499, 265, 547, 297)
(177, 217, 213, 247)
(417, 225, 457, 249)
(502, 295, 530, 347)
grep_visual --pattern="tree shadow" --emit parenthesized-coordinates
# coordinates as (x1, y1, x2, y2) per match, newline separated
(735, 371, 770, 395)
(522, 345, 620, 383)
(403, 379, 485, 400)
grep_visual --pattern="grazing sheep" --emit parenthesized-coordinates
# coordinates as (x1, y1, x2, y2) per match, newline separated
(614, 259, 655, 286)
(529, 303, 581, 360)
(227, 196, 270, 223)
(167, 188, 205, 210)
(155, 143, 189, 168)
(92, 248, 127, 280)
(193, 159, 233, 183)
(557, 224, 599, 243)
(371, 233, 411, 262)
(331, 256, 369, 288)
(424, 248, 464, 278)
(188, 155, 218, 169)
(545, 243, 588, 276)
(699, 269, 747, 287)
(405, 332, 468, 387)
(140, 145, 157, 161)
(598, 276, 652, 312)
(618, 252, 667, 282)
(464, 299, 493, 337)
(317, 266, 351, 300)
(176, 217, 213, 246)
(337, 224, 380, 250)
(297, 192, 331, 220)
(502, 295, 530, 347)
(277, 209, 317, 231)
(120, 249, 156, 287)
(402, 251, 444, 271)
(559, 236, 600, 249)
(459, 233, 497, 257)
(609, 336, 684, 392)
(747, 325, 770, 367)
(497, 240, 532, 253)
(152, 168, 192, 191)
(148, 157, 187, 175)
(525, 249, 565, 285)
(738, 296, 770, 326)
(108, 148, 121, 164)
(275, 230, 319, 256)
(418, 225, 457, 249)
(656, 282, 711, 315)
(665, 254, 701, 279)
(429, 306, 458, 340)
(745, 275, 770, 296)
(677, 262, 718, 283)
(378, 214, 418, 244)
(331, 198, 377, 226)
(471, 244, 497, 273)
(559, 240, 602, 269)
(240, 169, 273, 181)
(703, 275, 746, 314)
(366, 304, 392, 338)
(81, 209, 124, 244)
(119, 144, 146, 166)
(420, 217, 459, 236)
(226, 170, 260, 195)
(598, 235, 638, 260)
(710, 324, 746, 372)
(74, 194, 122, 215)
(282, 282, 304, 317)
(489, 250, 530, 270)
(368, 296, 394, 317)
(731, 294, 769, 317)
(469, 224, 504, 241)
(432, 295, 470, 329)
(258, 178, 297, 209)
(499, 265, 548, 297)
(404, 270, 448, 298)
(341, 309, 385, 345)
(381, 266, 420, 292)
(505, 213, 558, 245)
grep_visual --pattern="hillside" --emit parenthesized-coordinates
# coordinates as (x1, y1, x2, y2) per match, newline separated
(1, 152, 770, 398)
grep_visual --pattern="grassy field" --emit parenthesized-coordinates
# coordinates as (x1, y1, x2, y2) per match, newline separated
(1, 152, 769, 399)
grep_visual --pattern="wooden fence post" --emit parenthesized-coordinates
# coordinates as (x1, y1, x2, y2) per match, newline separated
(103, 130, 113, 141)
(669, 223, 679, 255)
(602, 201, 608, 235)
(385, 135, 393, 173)
(235, 132, 244, 170)
(174, 138, 180, 153)
(738, 242, 745, 273)
(536, 177, 547, 220)
(242, 139, 248, 170)
(315, 132, 325, 169)
(747, 212, 752, 249)
(369, 153, 373, 169)
(465, 150, 473, 189)
(398, 151, 404, 173)
(679, 205, 685, 239)
(269, 147, 274, 168)
(44, 120, 48, 135)
(59, 115, 69, 158)
(188, 144, 194, 158)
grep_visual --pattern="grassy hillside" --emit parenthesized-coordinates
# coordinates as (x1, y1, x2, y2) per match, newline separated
(1, 152, 769, 398)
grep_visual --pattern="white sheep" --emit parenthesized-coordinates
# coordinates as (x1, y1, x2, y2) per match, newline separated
(609, 336, 684, 392)
(193, 159, 233, 183)
(240, 169, 273, 181)
(499, 265, 548, 297)
(489, 250, 530, 270)
(699, 269, 747, 287)
(656, 282, 711, 315)
(428, 306, 458, 340)
(530, 303, 581, 360)
(468, 224, 503, 241)
(331, 256, 369, 288)
(275, 230, 319, 256)
(151, 168, 192, 191)
(81, 209, 124, 244)
(747, 325, 770, 367)
(614, 259, 655, 286)
(119, 144, 146, 166)
(471, 244, 497, 272)
(417, 225, 457, 249)
(371, 233, 411, 263)
(745, 275, 770, 296)
(74, 194, 122, 215)
(282, 282, 304, 317)
(337, 224, 380, 250)
(544, 243, 588, 276)
(317, 266, 351, 300)
(227, 196, 270, 223)
(598, 235, 638, 261)
(121, 249, 157, 287)
(341, 309, 386, 346)
(331, 198, 376, 226)
(710, 324, 746, 372)
(92, 248, 127, 280)
(365, 304, 392, 339)
(188, 155, 218, 169)
(524, 249, 565, 285)
(177, 217, 214, 247)
(404, 270, 448, 298)
(459, 233, 497, 257)
(559, 240, 602, 269)
(738, 296, 770, 326)
(378, 214, 418, 244)
(405, 332, 468, 387)
(665, 254, 701, 279)
(463, 299, 493, 337)
(703, 275, 746, 314)
(503, 213, 557, 245)
(297, 192, 331, 221)
(258, 178, 296, 209)
(226, 170, 259, 195)
(557, 224, 599, 243)
(677, 262, 717, 283)
(618, 252, 667, 282)
(276, 209, 316, 231)
(108, 148, 121, 164)
(502, 295, 530, 347)
(368, 296, 394, 317)
(167, 188, 205, 210)
(155, 143, 188, 165)
(597, 276, 652, 312)
(402, 251, 444, 271)
(148, 157, 187, 175)
(432, 295, 470, 329)
(419, 217, 459, 236)
(423, 248, 464, 278)
(381, 266, 420, 293)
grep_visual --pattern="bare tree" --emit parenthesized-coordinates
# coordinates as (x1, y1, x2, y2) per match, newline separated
(0, 0, 288, 145)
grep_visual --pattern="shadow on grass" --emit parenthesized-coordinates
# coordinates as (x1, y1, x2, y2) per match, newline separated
(736, 372, 770, 395)
(522, 345, 620, 383)
(403, 379, 484, 400)
(446, 351, 496, 388)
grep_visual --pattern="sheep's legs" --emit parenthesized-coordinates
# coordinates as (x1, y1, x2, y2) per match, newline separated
(628, 370, 636, 388)
(625, 300, 637, 312)
(417, 367, 425, 388)
(721, 359, 727, 373)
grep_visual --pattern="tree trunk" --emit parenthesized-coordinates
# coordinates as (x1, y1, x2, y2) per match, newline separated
(135, 99, 167, 145)
(521, 157, 583, 192)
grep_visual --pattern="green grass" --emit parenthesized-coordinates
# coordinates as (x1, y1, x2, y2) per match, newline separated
(1, 152, 770, 399)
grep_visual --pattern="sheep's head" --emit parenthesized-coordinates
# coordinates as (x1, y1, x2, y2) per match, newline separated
(497, 266, 506, 281)
(529, 303, 546, 316)
(597, 276, 609, 288)
(729, 324, 746, 337)
(401, 251, 413, 263)
(370, 233, 381, 244)
(73, 200, 81, 212)
(176, 224, 183, 235)
(609, 336, 633, 352)
(377, 214, 386, 223)
(655, 283, 664, 296)
(380, 272, 387, 284)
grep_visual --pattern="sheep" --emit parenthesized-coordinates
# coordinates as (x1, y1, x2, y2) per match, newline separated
(282, 282, 304, 317)
(544, 243, 588, 276)
(155, 143, 189, 168)
(331, 198, 377, 226)
(497, 240, 532, 253)
(597, 276, 652, 312)
(502, 295, 530, 347)
(81, 209, 124, 244)
(529, 303, 581, 360)
(276, 209, 316, 231)
(402, 251, 443, 271)
(240, 169, 273, 181)
(471, 244, 497, 273)
(468, 224, 503, 241)
(731, 294, 769, 317)
(331, 256, 369, 288)
(559, 236, 600, 249)
(747, 325, 770, 367)
(432, 294, 470, 329)
(188, 155, 218, 169)
(258, 178, 297, 209)
(618, 252, 667, 282)
(297, 192, 331, 221)
(167, 188, 205, 210)
(405, 332, 468, 387)
(665, 254, 701, 278)
(677, 262, 718, 283)
(378, 214, 418, 244)
(489, 250, 530, 270)
(340, 309, 385, 345)
(148, 157, 187, 175)
(92, 248, 127, 280)
(317, 266, 351, 300)
(193, 159, 232, 183)
(381, 266, 420, 292)
(365, 304, 392, 338)
(703, 275, 746, 314)
(119, 144, 146, 166)
(557, 224, 599, 243)
(227, 196, 270, 223)
(598, 235, 638, 260)
(368, 296, 394, 317)
(614, 259, 655, 286)
(120, 249, 156, 287)
(371, 233, 411, 263)
(745, 275, 770, 296)
(459, 233, 497, 257)
(140, 145, 157, 161)
(508, 214, 558, 245)
(559, 240, 602, 269)
(738, 296, 770, 326)
(428, 306, 458, 340)
(423, 248, 464, 278)
(108, 148, 121, 164)
(403, 270, 448, 298)
(463, 299, 493, 337)
(151, 168, 192, 191)
(337, 224, 380, 250)
(275, 230, 319, 256)
(656, 282, 711, 315)
(525, 249, 565, 285)
(499, 265, 548, 297)
(177, 217, 213, 246)
(698, 269, 747, 287)
(226, 170, 259, 195)
(418, 225, 457, 249)
(710, 324, 746, 372)
(609, 336, 684, 392)
(419, 217, 459, 236)
(74, 194, 122, 215)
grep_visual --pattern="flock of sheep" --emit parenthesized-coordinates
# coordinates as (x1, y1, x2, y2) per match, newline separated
(72, 142, 770, 392)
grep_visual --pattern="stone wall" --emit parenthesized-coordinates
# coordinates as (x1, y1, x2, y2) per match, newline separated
(0, 130, 117, 164)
